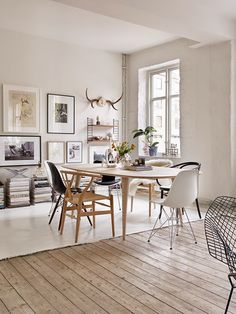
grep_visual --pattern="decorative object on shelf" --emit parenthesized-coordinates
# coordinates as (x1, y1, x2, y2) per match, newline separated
(89, 145, 109, 164)
(85, 88, 123, 110)
(132, 126, 159, 156)
(47, 141, 65, 164)
(87, 118, 119, 143)
(47, 93, 75, 134)
(0, 135, 41, 167)
(112, 141, 135, 167)
(96, 116, 100, 125)
(3, 84, 40, 133)
(66, 141, 82, 163)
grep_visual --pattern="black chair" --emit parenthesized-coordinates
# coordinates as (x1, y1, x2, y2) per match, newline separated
(204, 196, 236, 313)
(157, 161, 201, 219)
(45, 161, 92, 227)
(93, 161, 121, 210)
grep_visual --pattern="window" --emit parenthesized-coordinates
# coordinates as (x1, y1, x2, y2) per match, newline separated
(149, 65, 180, 156)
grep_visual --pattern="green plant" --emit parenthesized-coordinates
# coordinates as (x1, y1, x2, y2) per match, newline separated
(132, 126, 159, 148)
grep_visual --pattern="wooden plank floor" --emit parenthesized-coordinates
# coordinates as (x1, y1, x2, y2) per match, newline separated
(0, 220, 235, 313)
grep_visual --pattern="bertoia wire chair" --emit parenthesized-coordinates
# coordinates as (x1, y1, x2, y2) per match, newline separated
(205, 196, 236, 313)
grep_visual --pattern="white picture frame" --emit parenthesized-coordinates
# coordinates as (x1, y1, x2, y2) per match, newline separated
(47, 141, 65, 164)
(3, 84, 40, 133)
(66, 141, 82, 163)
(89, 145, 109, 164)
(47, 93, 75, 134)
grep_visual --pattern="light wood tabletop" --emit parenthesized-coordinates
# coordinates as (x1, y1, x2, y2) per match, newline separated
(62, 163, 182, 240)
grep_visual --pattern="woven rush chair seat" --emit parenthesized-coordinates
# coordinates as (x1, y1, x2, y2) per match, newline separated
(60, 169, 115, 243)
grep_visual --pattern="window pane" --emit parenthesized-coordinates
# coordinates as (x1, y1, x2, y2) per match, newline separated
(170, 96, 180, 155)
(151, 71, 166, 98)
(152, 99, 166, 153)
(169, 68, 180, 95)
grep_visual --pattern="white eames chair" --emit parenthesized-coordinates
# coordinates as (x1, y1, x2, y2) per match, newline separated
(148, 168, 199, 249)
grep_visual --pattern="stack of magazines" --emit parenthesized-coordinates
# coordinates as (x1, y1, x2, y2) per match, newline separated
(0, 183, 5, 209)
(31, 176, 52, 204)
(6, 177, 30, 208)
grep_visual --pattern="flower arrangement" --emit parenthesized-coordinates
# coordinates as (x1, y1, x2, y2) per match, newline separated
(112, 141, 135, 158)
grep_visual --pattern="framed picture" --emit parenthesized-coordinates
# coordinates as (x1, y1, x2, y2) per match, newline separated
(89, 145, 109, 164)
(3, 84, 40, 133)
(0, 135, 41, 167)
(47, 141, 65, 164)
(47, 93, 75, 134)
(66, 141, 82, 163)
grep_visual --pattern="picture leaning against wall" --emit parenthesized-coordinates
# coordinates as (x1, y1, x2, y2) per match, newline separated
(0, 135, 41, 167)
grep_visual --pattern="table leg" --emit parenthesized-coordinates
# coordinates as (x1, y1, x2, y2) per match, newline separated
(121, 177, 129, 240)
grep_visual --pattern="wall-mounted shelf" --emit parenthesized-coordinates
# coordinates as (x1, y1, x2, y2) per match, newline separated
(87, 118, 119, 143)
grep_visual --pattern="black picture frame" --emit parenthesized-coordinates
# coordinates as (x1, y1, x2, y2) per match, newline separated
(47, 93, 75, 134)
(0, 135, 41, 167)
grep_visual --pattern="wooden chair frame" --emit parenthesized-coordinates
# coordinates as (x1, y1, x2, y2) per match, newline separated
(60, 170, 115, 242)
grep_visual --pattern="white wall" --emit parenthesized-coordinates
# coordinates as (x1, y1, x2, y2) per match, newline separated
(0, 28, 122, 180)
(127, 38, 232, 201)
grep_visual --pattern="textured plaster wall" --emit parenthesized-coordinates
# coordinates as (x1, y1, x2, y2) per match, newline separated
(127, 39, 232, 201)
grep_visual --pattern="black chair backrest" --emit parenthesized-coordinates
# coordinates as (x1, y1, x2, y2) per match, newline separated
(171, 161, 201, 170)
(47, 161, 66, 195)
(93, 160, 115, 182)
(205, 196, 236, 273)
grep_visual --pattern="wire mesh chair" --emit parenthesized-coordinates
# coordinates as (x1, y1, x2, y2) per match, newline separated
(204, 196, 236, 314)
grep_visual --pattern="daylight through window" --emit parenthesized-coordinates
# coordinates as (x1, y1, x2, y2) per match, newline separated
(149, 64, 180, 156)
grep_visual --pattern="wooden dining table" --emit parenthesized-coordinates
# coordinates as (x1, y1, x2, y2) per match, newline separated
(62, 163, 182, 240)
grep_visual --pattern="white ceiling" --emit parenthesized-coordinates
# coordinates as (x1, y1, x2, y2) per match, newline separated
(0, 0, 236, 53)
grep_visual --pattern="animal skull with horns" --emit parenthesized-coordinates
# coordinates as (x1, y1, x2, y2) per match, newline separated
(85, 88, 123, 111)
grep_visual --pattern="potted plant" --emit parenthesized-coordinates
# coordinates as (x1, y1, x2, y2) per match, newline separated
(132, 126, 159, 156)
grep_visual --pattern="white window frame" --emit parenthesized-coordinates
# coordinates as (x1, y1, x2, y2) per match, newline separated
(148, 64, 180, 156)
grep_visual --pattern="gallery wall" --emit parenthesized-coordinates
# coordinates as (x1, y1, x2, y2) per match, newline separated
(0, 28, 122, 179)
(127, 38, 232, 201)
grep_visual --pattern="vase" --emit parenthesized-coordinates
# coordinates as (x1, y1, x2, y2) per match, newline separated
(117, 154, 131, 168)
(149, 146, 157, 156)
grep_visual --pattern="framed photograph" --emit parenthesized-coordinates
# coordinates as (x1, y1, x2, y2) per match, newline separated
(47, 141, 65, 164)
(0, 135, 41, 167)
(66, 141, 82, 163)
(89, 145, 109, 164)
(3, 84, 40, 133)
(47, 93, 75, 134)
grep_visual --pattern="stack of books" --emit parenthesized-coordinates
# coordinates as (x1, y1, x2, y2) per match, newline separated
(6, 177, 30, 208)
(31, 176, 52, 204)
(0, 183, 5, 209)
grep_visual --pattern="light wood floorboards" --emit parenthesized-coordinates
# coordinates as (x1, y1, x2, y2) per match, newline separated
(0, 220, 235, 313)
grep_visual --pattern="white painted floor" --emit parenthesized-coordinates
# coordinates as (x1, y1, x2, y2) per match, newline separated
(0, 190, 206, 260)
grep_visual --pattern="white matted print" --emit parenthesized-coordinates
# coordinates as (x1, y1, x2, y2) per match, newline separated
(3, 84, 40, 133)
(0, 135, 41, 167)
(66, 141, 82, 163)
(47, 94, 75, 134)
(89, 145, 109, 164)
(47, 141, 65, 164)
